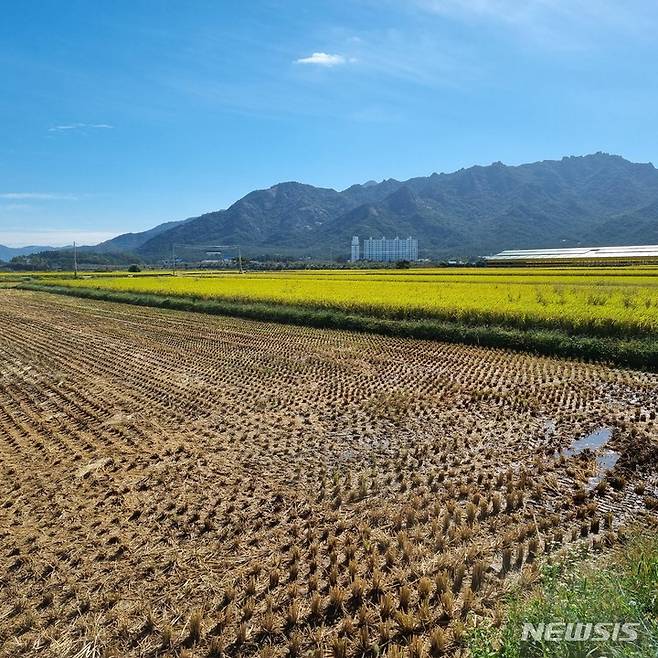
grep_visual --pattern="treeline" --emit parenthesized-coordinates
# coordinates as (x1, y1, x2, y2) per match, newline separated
(7, 250, 143, 271)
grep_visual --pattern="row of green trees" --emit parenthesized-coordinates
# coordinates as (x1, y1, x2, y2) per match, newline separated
(4, 250, 143, 271)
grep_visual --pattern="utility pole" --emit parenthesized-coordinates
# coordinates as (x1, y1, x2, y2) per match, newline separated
(237, 246, 244, 274)
(171, 243, 176, 275)
(73, 241, 78, 278)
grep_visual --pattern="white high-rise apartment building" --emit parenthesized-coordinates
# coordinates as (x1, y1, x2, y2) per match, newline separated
(350, 236, 360, 262)
(350, 236, 418, 262)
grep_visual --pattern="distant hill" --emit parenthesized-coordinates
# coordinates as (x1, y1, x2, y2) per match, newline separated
(86, 218, 191, 254)
(10, 153, 657, 264)
(133, 153, 658, 260)
(137, 182, 365, 258)
(0, 244, 58, 261)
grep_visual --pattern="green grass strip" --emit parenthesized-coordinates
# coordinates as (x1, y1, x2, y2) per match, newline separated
(17, 283, 658, 371)
(467, 532, 658, 657)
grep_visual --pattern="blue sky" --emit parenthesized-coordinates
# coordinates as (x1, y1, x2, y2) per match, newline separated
(2, 0, 658, 246)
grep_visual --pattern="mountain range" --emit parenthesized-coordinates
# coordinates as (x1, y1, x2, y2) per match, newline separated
(0, 244, 59, 261)
(7, 153, 658, 263)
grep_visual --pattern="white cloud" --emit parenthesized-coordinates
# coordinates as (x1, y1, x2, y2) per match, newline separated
(295, 52, 350, 67)
(416, 0, 621, 22)
(48, 123, 114, 132)
(0, 204, 35, 212)
(0, 230, 117, 248)
(341, 27, 480, 89)
(416, 0, 537, 22)
(0, 192, 79, 201)
(410, 0, 657, 49)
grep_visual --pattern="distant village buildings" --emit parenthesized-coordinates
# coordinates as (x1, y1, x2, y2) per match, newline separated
(350, 236, 418, 262)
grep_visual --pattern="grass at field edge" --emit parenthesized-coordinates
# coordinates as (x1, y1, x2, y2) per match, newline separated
(466, 530, 658, 657)
(18, 283, 658, 371)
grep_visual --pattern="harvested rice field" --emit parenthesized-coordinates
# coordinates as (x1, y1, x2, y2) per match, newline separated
(1, 289, 657, 657)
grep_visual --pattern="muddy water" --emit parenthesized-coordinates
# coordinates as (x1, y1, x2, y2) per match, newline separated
(559, 426, 620, 489)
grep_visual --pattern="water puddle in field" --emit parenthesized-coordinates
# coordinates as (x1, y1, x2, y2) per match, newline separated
(557, 426, 619, 490)
(588, 452, 621, 488)
(563, 427, 613, 456)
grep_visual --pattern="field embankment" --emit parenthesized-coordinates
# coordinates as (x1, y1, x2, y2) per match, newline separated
(19, 267, 658, 369)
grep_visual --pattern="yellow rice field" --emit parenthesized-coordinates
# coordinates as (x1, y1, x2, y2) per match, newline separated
(39, 268, 658, 336)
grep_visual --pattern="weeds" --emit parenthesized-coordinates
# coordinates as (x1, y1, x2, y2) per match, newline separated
(466, 532, 658, 657)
